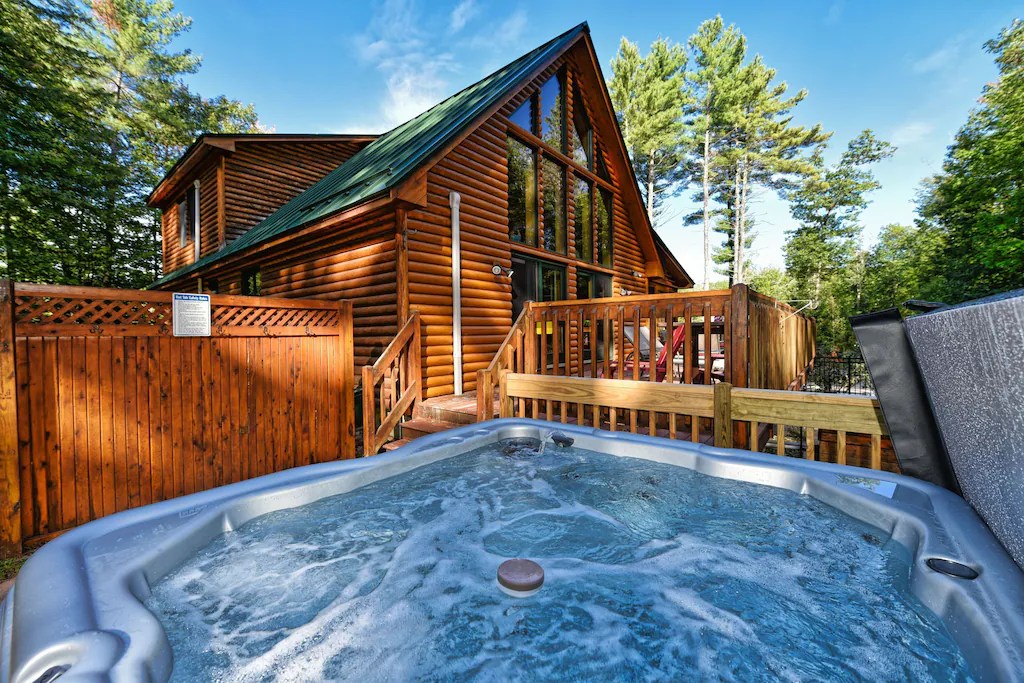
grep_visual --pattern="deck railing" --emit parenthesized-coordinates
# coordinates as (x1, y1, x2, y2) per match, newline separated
(477, 285, 817, 434)
(498, 373, 891, 471)
(362, 312, 421, 456)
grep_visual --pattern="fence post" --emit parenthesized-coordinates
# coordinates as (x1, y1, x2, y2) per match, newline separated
(713, 382, 733, 449)
(337, 300, 355, 460)
(498, 370, 512, 418)
(730, 285, 750, 448)
(0, 281, 21, 558)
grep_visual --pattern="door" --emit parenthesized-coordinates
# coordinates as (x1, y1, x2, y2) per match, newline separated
(511, 253, 566, 370)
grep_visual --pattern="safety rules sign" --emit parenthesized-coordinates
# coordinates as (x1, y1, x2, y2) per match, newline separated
(172, 293, 212, 337)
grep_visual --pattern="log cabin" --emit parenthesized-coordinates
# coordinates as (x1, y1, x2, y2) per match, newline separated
(147, 22, 694, 402)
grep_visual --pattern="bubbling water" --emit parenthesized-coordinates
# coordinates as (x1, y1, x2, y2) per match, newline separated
(146, 441, 974, 682)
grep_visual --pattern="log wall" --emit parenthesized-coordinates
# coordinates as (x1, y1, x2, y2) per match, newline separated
(158, 208, 398, 371)
(406, 42, 665, 399)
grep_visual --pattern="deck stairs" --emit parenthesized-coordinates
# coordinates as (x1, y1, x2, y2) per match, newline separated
(381, 391, 492, 451)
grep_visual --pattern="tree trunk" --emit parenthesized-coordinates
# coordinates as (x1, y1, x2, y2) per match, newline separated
(702, 129, 711, 290)
(732, 163, 741, 285)
(736, 155, 750, 284)
(646, 155, 656, 222)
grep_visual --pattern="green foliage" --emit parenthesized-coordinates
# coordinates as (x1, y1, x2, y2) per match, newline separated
(747, 266, 796, 302)
(862, 223, 945, 313)
(917, 19, 1024, 303)
(783, 130, 895, 349)
(0, 0, 260, 288)
(609, 37, 691, 225)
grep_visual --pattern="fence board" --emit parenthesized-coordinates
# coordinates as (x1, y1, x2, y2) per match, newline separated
(0, 282, 355, 555)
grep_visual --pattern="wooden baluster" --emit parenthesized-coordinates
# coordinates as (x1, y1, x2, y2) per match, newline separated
(576, 308, 584, 424)
(805, 427, 816, 460)
(870, 433, 882, 470)
(777, 424, 786, 456)
(560, 311, 568, 424)
(667, 304, 677, 440)
(837, 430, 847, 466)
(749, 421, 758, 452)
(648, 303, 657, 436)
(703, 302, 712, 386)
(683, 303, 693, 385)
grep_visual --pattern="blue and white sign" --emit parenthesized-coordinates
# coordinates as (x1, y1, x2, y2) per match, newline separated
(172, 293, 211, 337)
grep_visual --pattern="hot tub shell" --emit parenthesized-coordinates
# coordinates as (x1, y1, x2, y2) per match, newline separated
(2, 419, 1023, 682)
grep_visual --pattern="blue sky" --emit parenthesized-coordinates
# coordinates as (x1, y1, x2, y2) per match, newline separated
(174, 0, 1019, 285)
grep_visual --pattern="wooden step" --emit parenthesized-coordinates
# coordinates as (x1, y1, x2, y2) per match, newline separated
(382, 438, 413, 452)
(414, 402, 479, 425)
(400, 417, 455, 439)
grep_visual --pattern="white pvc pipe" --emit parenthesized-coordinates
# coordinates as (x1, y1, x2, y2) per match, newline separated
(450, 192, 463, 395)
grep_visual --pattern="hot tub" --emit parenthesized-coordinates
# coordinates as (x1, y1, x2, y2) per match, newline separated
(2, 419, 1022, 682)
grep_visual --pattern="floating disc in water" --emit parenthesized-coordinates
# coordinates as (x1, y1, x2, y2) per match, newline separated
(497, 558, 544, 597)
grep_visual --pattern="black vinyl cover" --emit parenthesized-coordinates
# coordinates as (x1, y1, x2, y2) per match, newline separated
(849, 309, 961, 493)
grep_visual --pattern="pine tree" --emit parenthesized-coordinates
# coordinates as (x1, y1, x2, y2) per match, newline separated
(0, 0, 119, 283)
(784, 130, 895, 349)
(82, 0, 261, 286)
(609, 37, 690, 227)
(686, 16, 745, 289)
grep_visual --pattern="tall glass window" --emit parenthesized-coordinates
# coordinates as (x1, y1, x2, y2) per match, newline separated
(542, 157, 566, 254)
(507, 137, 537, 246)
(539, 73, 564, 151)
(571, 85, 592, 168)
(509, 94, 535, 133)
(596, 187, 613, 267)
(574, 176, 592, 262)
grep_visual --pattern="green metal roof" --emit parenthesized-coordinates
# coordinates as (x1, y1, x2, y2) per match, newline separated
(153, 22, 589, 287)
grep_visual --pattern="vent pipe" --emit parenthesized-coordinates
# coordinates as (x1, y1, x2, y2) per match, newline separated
(450, 192, 463, 395)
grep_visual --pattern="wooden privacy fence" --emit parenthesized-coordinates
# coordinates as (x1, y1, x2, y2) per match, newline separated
(498, 373, 890, 471)
(0, 281, 355, 557)
(362, 312, 421, 456)
(477, 285, 817, 428)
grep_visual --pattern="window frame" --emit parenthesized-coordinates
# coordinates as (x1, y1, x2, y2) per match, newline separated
(505, 69, 615, 271)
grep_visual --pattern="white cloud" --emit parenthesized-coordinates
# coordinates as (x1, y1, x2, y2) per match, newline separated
(449, 0, 477, 33)
(825, 0, 844, 26)
(352, 0, 458, 129)
(912, 36, 965, 74)
(468, 9, 527, 50)
(890, 121, 935, 147)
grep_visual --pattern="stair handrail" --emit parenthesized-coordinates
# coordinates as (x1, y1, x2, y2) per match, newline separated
(476, 304, 532, 421)
(362, 312, 421, 456)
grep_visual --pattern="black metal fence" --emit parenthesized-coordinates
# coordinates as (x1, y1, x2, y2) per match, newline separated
(803, 351, 875, 396)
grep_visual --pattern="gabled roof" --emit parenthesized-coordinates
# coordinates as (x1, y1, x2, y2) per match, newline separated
(152, 23, 589, 287)
(147, 133, 378, 207)
(651, 230, 693, 288)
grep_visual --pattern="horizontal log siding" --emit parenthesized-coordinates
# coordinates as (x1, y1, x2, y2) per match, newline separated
(223, 140, 367, 245)
(161, 163, 219, 272)
(407, 43, 655, 398)
(159, 208, 397, 372)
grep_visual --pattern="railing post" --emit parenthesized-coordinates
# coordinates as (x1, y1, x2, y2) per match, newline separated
(410, 311, 422, 407)
(338, 300, 356, 460)
(713, 382, 733, 449)
(361, 365, 375, 457)
(0, 280, 21, 558)
(476, 368, 491, 421)
(730, 285, 750, 448)
(498, 370, 512, 418)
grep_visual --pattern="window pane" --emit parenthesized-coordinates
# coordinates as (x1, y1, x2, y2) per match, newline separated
(539, 74, 564, 150)
(596, 146, 610, 181)
(596, 187, 612, 267)
(574, 176, 592, 261)
(577, 270, 592, 299)
(507, 137, 537, 246)
(509, 95, 534, 133)
(571, 85, 591, 167)
(542, 157, 565, 254)
(540, 263, 564, 301)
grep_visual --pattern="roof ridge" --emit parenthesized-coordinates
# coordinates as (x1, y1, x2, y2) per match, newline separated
(151, 21, 589, 287)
